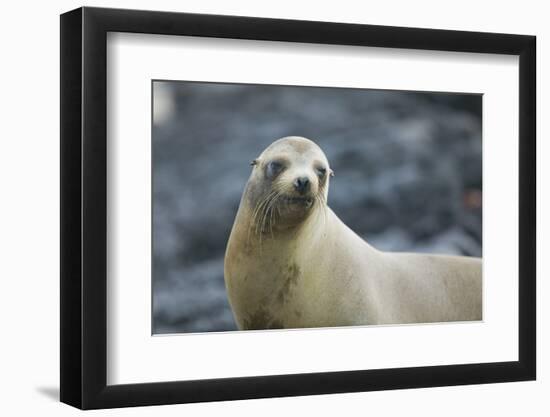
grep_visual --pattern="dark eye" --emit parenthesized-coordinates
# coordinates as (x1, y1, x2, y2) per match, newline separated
(315, 166, 327, 178)
(266, 160, 284, 179)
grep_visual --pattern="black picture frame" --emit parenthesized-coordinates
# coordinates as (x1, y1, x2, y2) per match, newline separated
(60, 6, 536, 410)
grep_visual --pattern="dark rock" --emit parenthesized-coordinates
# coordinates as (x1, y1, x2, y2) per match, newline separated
(152, 82, 482, 334)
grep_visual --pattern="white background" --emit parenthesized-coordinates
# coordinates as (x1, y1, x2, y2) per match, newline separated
(0, 0, 546, 416)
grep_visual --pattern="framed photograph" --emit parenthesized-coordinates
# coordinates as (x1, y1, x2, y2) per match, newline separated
(60, 6, 536, 409)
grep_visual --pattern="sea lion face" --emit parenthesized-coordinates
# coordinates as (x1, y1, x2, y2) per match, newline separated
(247, 136, 332, 231)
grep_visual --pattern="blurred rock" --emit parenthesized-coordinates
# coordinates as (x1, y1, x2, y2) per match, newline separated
(152, 82, 482, 334)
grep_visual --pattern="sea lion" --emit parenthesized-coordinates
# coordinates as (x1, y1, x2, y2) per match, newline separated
(224, 136, 482, 330)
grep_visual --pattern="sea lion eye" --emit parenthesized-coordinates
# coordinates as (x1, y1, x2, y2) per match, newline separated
(266, 160, 284, 179)
(315, 166, 327, 178)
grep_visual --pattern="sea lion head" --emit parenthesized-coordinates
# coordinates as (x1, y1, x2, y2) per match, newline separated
(245, 136, 333, 232)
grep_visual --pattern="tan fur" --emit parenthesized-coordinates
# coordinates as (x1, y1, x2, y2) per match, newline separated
(224, 136, 482, 330)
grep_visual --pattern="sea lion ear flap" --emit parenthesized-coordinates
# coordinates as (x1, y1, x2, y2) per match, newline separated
(250, 158, 259, 167)
(329, 169, 335, 177)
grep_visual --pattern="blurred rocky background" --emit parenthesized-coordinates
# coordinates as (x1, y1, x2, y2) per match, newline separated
(152, 81, 482, 334)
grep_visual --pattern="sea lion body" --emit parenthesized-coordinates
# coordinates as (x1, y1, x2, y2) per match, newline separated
(224, 137, 482, 330)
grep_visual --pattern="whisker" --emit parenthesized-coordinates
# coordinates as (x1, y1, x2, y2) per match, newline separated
(248, 189, 278, 243)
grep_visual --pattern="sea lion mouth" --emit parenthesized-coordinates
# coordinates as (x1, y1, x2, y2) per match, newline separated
(281, 196, 314, 208)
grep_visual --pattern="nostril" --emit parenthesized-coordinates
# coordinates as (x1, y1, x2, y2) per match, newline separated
(294, 177, 310, 193)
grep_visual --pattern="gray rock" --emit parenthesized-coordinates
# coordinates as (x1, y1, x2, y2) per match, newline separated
(152, 82, 482, 334)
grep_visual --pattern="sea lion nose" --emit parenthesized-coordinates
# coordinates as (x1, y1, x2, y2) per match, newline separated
(293, 176, 310, 194)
